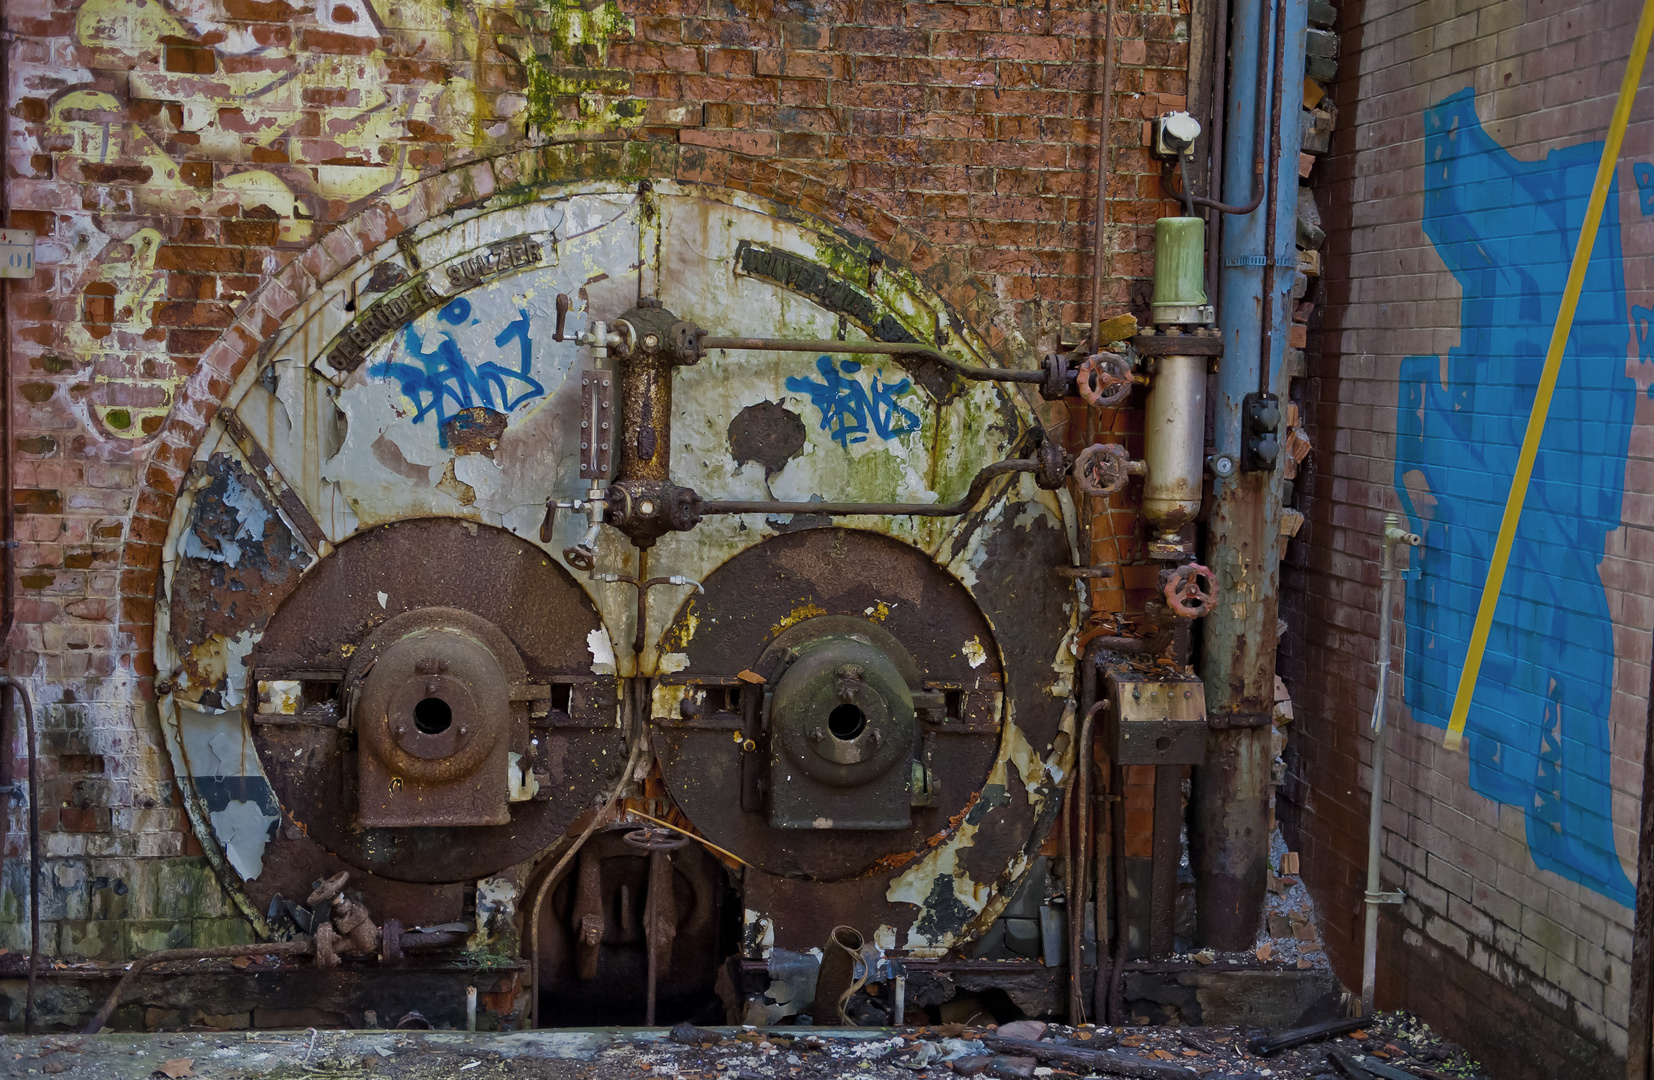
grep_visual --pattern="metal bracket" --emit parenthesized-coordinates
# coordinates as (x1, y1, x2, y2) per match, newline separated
(1206, 710, 1271, 730)
(1364, 890, 1405, 905)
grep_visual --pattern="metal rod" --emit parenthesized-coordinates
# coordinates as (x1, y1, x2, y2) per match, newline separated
(1256, 0, 1288, 397)
(699, 337, 1045, 384)
(700, 458, 1039, 519)
(1361, 514, 1420, 1013)
(1090, 0, 1118, 346)
(1069, 699, 1104, 1022)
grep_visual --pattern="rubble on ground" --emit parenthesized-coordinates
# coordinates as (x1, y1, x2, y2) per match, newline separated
(0, 1014, 1486, 1079)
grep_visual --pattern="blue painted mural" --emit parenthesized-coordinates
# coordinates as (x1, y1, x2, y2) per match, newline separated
(1394, 88, 1636, 905)
(787, 355, 921, 448)
(372, 297, 546, 445)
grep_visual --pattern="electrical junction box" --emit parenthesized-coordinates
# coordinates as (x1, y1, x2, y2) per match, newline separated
(1105, 673, 1208, 766)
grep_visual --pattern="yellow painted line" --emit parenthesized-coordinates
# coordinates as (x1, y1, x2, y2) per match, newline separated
(1445, 1, 1654, 751)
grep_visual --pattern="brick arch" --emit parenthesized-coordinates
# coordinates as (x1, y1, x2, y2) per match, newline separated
(117, 138, 1030, 673)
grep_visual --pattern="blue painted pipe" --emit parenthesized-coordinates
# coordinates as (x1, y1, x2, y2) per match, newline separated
(1194, 0, 1308, 952)
(1214, 0, 1307, 452)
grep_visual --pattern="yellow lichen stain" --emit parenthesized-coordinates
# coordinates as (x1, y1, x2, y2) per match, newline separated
(56, 0, 643, 445)
(862, 600, 895, 622)
(769, 602, 828, 638)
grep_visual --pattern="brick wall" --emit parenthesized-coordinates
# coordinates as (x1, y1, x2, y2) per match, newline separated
(1283, 0, 1653, 1071)
(0, 0, 1194, 970)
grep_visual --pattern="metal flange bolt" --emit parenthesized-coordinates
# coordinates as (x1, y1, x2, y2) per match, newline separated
(1076, 352, 1132, 408)
(1162, 562, 1217, 618)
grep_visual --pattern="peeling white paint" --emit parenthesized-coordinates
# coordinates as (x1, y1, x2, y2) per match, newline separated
(962, 636, 987, 668)
(211, 799, 278, 880)
(587, 627, 616, 675)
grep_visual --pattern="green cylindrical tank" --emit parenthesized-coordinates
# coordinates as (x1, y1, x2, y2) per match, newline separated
(1150, 216, 1210, 325)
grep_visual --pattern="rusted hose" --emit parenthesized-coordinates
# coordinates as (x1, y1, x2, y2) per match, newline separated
(527, 677, 649, 1028)
(0, 678, 38, 1033)
(84, 940, 315, 1034)
(699, 458, 1041, 519)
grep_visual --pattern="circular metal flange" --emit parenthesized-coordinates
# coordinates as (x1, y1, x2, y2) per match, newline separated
(653, 528, 1005, 882)
(249, 517, 624, 884)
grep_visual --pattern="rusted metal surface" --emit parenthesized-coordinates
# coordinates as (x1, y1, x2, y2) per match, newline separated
(151, 182, 1083, 997)
(250, 518, 624, 883)
(654, 528, 1003, 880)
(534, 829, 726, 1026)
(1107, 674, 1209, 767)
(1195, 465, 1279, 950)
(348, 607, 526, 828)
(168, 454, 312, 710)
(1149, 764, 1182, 958)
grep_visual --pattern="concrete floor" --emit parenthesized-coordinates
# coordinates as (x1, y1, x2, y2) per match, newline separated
(0, 1016, 1487, 1079)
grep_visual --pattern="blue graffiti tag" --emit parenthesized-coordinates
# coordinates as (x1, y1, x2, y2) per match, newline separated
(1394, 88, 1636, 905)
(370, 298, 546, 445)
(785, 355, 921, 447)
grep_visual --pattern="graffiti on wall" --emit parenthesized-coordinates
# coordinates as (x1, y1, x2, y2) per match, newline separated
(787, 355, 921, 448)
(1394, 88, 1636, 905)
(371, 298, 546, 446)
(39, 0, 637, 442)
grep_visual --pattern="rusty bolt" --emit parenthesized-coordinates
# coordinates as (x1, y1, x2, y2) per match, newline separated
(809, 727, 825, 743)
(870, 730, 883, 747)
(395, 724, 407, 736)
(458, 726, 468, 736)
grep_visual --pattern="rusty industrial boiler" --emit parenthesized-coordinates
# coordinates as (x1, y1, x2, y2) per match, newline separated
(153, 181, 1213, 1029)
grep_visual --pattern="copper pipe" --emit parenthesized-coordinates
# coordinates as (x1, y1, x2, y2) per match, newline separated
(1089, 0, 1118, 344)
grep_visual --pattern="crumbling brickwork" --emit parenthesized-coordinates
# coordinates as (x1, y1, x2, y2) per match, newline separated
(0, 0, 1194, 970)
(1283, 0, 1651, 1073)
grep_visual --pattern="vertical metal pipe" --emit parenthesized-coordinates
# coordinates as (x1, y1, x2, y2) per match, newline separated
(1629, 639, 1654, 1079)
(1148, 765, 1181, 956)
(1106, 759, 1128, 1023)
(1089, 0, 1119, 342)
(1195, 0, 1306, 952)
(1361, 515, 1419, 1013)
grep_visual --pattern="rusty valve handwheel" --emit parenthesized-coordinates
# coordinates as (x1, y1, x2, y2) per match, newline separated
(1076, 352, 1132, 408)
(1074, 443, 1133, 498)
(563, 543, 597, 571)
(1163, 563, 1217, 619)
(622, 825, 691, 852)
